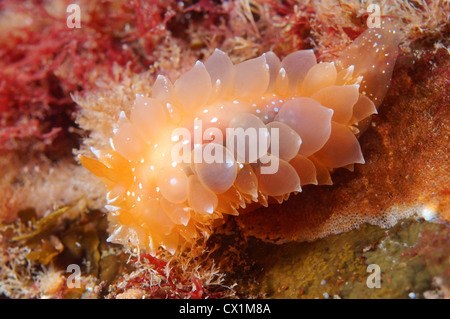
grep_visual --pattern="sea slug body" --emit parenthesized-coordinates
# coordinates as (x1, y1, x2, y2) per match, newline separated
(80, 21, 400, 254)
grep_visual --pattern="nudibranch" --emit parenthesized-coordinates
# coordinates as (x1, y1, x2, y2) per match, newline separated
(80, 22, 400, 254)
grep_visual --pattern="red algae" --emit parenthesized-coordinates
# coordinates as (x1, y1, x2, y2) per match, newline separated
(0, 0, 169, 152)
(107, 254, 234, 299)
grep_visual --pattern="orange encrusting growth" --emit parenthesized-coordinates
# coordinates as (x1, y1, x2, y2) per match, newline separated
(80, 21, 400, 255)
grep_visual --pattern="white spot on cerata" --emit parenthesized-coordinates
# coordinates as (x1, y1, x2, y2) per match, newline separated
(109, 138, 115, 150)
